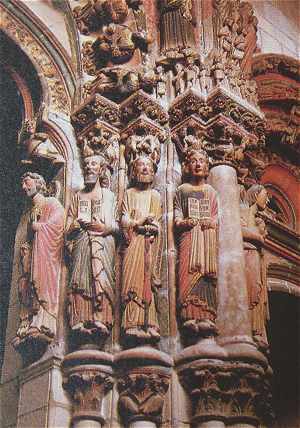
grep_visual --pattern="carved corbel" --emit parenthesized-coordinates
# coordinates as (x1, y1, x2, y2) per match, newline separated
(71, 94, 121, 133)
(120, 89, 169, 127)
(115, 347, 172, 425)
(62, 350, 113, 426)
(18, 109, 65, 168)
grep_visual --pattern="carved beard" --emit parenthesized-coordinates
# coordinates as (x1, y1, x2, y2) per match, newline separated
(84, 174, 98, 185)
(136, 173, 154, 184)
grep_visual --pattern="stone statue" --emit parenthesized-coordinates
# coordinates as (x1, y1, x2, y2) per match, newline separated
(173, 63, 185, 96)
(185, 56, 199, 89)
(155, 65, 167, 101)
(18, 118, 65, 166)
(16, 173, 64, 342)
(121, 156, 162, 343)
(174, 148, 218, 336)
(159, 0, 195, 56)
(240, 184, 270, 350)
(66, 154, 118, 338)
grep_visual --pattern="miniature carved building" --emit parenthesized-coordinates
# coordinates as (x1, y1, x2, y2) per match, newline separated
(0, 1, 299, 427)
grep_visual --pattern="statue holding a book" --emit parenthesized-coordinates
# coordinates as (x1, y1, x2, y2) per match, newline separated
(174, 147, 218, 337)
(66, 153, 118, 338)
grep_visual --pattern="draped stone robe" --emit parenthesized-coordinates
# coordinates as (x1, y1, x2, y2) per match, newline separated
(66, 188, 117, 329)
(121, 187, 162, 332)
(241, 203, 269, 345)
(174, 183, 218, 323)
(18, 197, 64, 337)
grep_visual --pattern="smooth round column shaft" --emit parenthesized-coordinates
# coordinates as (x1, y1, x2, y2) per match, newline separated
(210, 165, 252, 339)
(73, 419, 102, 428)
(129, 421, 156, 428)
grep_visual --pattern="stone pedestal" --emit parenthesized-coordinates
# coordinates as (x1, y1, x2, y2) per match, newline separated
(16, 355, 71, 428)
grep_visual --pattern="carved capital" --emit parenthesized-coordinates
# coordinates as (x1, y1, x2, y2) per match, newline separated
(178, 360, 274, 426)
(120, 90, 169, 127)
(118, 369, 170, 425)
(115, 347, 173, 425)
(170, 90, 267, 184)
(72, 94, 121, 132)
(62, 350, 113, 425)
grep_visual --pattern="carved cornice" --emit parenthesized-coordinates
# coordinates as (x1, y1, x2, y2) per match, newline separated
(0, 2, 71, 115)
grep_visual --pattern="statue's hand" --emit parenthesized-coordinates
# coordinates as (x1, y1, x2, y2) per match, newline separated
(185, 218, 198, 230)
(145, 213, 155, 224)
(89, 220, 107, 233)
(200, 219, 216, 230)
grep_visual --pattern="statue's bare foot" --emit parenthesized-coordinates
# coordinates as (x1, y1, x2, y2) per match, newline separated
(183, 319, 199, 333)
(72, 322, 84, 331)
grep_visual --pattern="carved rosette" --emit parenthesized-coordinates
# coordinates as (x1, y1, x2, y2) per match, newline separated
(178, 360, 274, 426)
(62, 350, 113, 425)
(115, 347, 172, 425)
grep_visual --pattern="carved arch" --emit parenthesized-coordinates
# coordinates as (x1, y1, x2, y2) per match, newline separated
(0, 1, 74, 116)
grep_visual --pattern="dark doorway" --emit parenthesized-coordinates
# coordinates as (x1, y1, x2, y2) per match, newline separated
(0, 63, 24, 369)
(0, 32, 42, 369)
(267, 290, 300, 428)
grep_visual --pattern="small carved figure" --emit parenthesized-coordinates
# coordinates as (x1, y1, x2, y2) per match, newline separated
(185, 56, 199, 89)
(199, 62, 210, 94)
(16, 173, 64, 342)
(174, 149, 218, 336)
(173, 63, 185, 96)
(240, 184, 270, 351)
(211, 56, 225, 86)
(140, 54, 157, 94)
(73, 0, 129, 35)
(155, 65, 167, 100)
(66, 154, 118, 338)
(240, 2, 258, 75)
(18, 119, 65, 166)
(93, 23, 151, 66)
(121, 156, 162, 343)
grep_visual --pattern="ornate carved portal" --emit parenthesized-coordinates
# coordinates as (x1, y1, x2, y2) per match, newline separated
(6, 0, 300, 427)
(65, 0, 278, 425)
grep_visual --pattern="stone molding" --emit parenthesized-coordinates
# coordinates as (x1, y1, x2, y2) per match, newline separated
(0, 2, 71, 115)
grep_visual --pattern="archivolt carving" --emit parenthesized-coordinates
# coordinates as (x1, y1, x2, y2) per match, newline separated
(0, 5, 71, 114)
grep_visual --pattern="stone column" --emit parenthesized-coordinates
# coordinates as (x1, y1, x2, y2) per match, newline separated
(62, 350, 113, 428)
(210, 165, 252, 342)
